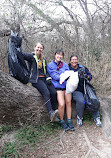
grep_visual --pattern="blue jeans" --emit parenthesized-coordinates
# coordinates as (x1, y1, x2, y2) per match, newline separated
(32, 77, 57, 114)
(72, 91, 100, 119)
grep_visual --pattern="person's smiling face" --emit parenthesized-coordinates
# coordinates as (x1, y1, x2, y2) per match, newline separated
(34, 43, 44, 55)
(55, 52, 63, 63)
(70, 56, 78, 69)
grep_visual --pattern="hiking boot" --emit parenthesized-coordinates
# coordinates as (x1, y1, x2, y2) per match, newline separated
(77, 115, 83, 127)
(60, 121, 69, 131)
(67, 121, 75, 131)
(94, 117, 102, 127)
(50, 109, 59, 122)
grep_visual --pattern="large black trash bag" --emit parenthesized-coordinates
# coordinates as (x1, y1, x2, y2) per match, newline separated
(8, 31, 29, 84)
(84, 82, 100, 112)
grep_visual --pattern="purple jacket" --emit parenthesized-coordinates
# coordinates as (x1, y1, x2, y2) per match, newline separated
(47, 60, 69, 89)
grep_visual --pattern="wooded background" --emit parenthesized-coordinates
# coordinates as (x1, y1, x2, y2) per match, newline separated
(0, 0, 111, 94)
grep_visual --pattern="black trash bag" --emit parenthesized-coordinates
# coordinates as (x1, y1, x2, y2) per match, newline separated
(84, 82, 100, 112)
(8, 31, 29, 84)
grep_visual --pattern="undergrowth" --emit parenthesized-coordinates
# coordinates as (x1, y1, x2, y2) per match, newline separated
(83, 113, 93, 125)
(0, 122, 61, 158)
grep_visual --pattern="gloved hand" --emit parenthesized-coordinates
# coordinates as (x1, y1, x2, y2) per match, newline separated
(65, 76, 70, 81)
(79, 73, 89, 80)
(84, 74, 88, 79)
(46, 77, 52, 85)
(11, 36, 22, 47)
(78, 68, 85, 79)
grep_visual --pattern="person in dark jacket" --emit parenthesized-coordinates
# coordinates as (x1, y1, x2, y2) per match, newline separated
(69, 55, 102, 127)
(21, 42, 59, 122)
(47, 50, 75, 131)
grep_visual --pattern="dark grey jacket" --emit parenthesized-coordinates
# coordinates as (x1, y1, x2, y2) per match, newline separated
(22, 52, 48, 83)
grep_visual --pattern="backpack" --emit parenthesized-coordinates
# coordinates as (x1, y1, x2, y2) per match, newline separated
(8, 30, 29, 84)
(84, 81, 100, 112)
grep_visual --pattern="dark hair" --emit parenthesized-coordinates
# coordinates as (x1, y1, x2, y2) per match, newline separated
(55, 49, 64, 57)
(69, 55, 78, 66)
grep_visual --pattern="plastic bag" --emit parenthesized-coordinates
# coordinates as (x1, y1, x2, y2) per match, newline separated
(60, 70, 79, 94)
(8, 31, 29, 84)
(84, 82, 100, 112)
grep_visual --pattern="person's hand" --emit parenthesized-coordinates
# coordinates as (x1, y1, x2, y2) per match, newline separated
(78, 68, 85, 79)
(65, 76, 70, 81)
(84, 74, 88, 78)
(46, 77, 52, 85)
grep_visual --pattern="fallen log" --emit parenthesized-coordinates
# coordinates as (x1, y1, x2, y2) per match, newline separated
(0, 70, 48, 125)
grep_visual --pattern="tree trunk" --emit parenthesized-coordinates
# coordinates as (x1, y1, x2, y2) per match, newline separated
(0, 70, 48, 125)
(99, 96, 111, 138)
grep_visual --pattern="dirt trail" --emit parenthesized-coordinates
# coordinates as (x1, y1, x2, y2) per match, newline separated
(34, 122, 111, 158)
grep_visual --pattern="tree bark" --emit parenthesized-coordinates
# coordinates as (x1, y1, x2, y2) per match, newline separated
(99, 96, 111, 138)
(0, 70, 48, 125)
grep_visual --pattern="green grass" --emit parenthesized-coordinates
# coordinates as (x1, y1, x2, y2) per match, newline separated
(0, 122, 61, 158)
(83, 111, 102, 125)
(83, 113, 94, 125)
(0, 125, 18, 139)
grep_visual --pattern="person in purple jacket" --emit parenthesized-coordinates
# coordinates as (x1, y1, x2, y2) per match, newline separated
(47, 49, 75, 131)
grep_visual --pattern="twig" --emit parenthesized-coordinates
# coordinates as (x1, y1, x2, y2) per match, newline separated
(83, 132, 92, 158)
(84, 149, 92, 158)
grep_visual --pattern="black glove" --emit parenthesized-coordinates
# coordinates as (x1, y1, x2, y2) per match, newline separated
(11, 36, 22, 47)
(65, 76, 70, 81)
(84, 74, 88, 79)
(78, 68, 85, 79)
(46, 77, 52, 85)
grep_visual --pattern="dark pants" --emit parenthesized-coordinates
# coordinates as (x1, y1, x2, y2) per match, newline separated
(72, 91, 100, 119)
(32, 77, 57, 114)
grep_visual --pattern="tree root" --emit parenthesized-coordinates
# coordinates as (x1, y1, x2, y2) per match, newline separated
(83, 131, 110, 158)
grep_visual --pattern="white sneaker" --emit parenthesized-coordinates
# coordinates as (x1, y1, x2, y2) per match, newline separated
(94, 117, 102, 127)
(54, 117, 60, 122)
(50, 109, 59, 122)
(77, 115, 83, 126)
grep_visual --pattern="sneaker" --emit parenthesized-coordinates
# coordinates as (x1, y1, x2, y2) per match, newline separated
(50, 109, 59, 122)
(54, 117, 60, 122)
(67, 121, 75, 131)
(77, 115, 83, 127)
(60, 121, 69, 131)
(94, 117, 102, 127)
